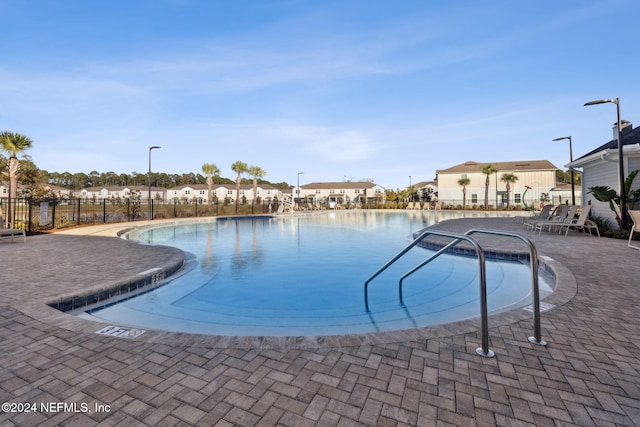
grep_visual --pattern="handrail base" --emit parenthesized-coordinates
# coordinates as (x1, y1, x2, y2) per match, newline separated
(476, 348, 495, 358)
(528, 336, 548, 346)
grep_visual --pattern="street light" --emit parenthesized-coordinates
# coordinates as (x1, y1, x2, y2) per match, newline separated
(552, 136, 575, 205)
(148, 146, 161, 219)
(291, 172, 304, 209)
(584, 98, 627, 230)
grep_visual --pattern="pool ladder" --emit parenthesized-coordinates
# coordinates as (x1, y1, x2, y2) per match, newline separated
(364, 228, 547, 358)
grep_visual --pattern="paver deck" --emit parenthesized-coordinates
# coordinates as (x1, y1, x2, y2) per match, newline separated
(1, 214, 639, 426)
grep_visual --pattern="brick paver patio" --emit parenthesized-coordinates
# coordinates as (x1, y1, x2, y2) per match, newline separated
(1, 215, 639, 426)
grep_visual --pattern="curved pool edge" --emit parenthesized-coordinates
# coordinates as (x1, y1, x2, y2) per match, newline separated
(36, 214, 577, 350)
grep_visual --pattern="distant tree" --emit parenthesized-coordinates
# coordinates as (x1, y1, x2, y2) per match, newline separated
(0, 131, 33, 224)
(481, 164, 497, 209)
(248, 165, 267, 204)
(457, 177, 470, 208)
(500, 173, 518, 207)
(201, 163, 220, 205)
(231, 161, 248, 210)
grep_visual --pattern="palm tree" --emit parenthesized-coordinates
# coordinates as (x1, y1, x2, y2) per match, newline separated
(589, 169, 640, 228)
(500, 173, 518, 208)
(247, 165, 267, 205)
(0, 131, 33, 226)
(201, 163, 220, 205)
(231, 160, 248, 211)
(481, 164, 497, 209)
(457, 177, 470, 208)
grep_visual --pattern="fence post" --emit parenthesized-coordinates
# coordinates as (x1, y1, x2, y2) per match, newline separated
(173, 199, 177, 218)
(77, 198, 81, 225)
(52, 198, 57, 229)
(103, 199, 107, 223)
(27, 198, 33, 233)
(127, 198, 131, 221)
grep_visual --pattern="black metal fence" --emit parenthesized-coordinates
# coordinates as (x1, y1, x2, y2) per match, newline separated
(0, 198, 282, 233)
(2, 197, 508, 234)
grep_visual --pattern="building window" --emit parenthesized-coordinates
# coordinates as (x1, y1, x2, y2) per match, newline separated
(227, 190, 233, 195)
(184, 190, 191, 195)
(461, 173, 467, 179)
(340, 189, 345, 194)
(514, 193, 521, 204)
(329, 189, 335, 194)
(471, 194, 478, 204)
(354, 189, 360, 194)
(316, 189, 321, 194)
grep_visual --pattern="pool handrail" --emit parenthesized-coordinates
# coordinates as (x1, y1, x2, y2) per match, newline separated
(465, 228, 546, 347)
(396, 227, 546, 347)
(364, 229, 494, 358)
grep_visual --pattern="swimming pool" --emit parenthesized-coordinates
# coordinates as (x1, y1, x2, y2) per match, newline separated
(83, 211, 551, 336)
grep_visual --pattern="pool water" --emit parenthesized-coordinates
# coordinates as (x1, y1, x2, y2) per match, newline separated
(85, 211, 550, 336)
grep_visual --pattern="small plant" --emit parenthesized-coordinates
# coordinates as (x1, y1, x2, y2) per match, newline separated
(588, 170, 640, 228)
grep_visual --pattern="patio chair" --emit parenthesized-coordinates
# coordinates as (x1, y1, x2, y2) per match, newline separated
(0, 216, 26, 243)
(405, 202, 414, 210)
(628, 210, 640, 250)
(522, 204, 554, 227)
(534, 205, 578, 234)
(560, 205, 600, 237)
(525, 204, 565, 231)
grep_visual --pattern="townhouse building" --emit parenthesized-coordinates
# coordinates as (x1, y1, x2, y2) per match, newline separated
(436, 160, 562, 208)
(297, 182, 386, 206)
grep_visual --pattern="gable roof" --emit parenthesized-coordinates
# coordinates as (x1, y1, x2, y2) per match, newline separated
(437, 160, 558, 174)
(573, 125, 640, 162)
(301, 182, 378, 190)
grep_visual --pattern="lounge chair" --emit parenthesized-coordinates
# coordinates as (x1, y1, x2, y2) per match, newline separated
(525, 204, 565, 231)
(628, 210, 640, 250)
(405, 202, 414, 210)
(560, 205, 600, 237)
(0, 217, 26, 243)
(534, 205, 578, 234)
(522, 204, 554, 226)
(434, 202, 442, 211)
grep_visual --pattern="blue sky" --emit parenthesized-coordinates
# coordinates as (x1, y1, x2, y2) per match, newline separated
(2, 0, 639, 189)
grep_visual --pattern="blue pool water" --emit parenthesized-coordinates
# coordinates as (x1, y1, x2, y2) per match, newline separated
(84, 211, 550, 336)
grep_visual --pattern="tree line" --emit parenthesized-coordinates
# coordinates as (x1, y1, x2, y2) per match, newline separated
(0, 133, 291, 194)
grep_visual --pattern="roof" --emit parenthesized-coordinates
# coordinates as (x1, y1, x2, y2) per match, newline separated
(84, 185, 167, 192)
(412, 181, 437, 188)
(436, 160, 558, 174)
(573, 125, 640, 161)
(301, 182, 378, 190)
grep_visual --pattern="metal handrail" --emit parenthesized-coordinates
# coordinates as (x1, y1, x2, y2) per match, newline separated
(397, 228, 546, 347)
(465, 228, 546, 347)
(364, 229, 494, 357)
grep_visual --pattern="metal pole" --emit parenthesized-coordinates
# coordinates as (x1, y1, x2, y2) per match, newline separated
(616, 100, 628, 230)
(584, 98, 627, 230)
(569, 136, 575, 205)
(148, 146, 161, 220)
(552, 136, 575, 205)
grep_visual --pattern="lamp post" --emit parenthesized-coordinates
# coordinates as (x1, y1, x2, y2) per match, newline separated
(295, 171, 304, 210)
(148, 146, 161, 219)
(584, 98, 627, 230)
(552, 136, 575, 205)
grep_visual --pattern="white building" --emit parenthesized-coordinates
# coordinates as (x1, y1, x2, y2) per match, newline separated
(298, 182, 386, 206)
(436, 160, 560, 208)
(168, 183, 283, 204)
(78, 185, 166, 202)
(568, 121, 640, 227)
